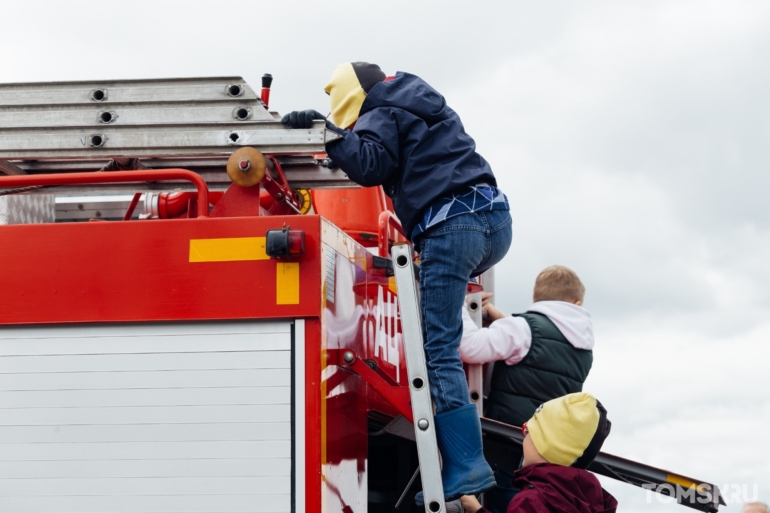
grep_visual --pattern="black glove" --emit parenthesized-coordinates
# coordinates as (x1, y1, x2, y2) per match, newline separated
(281, 110, 327, 129)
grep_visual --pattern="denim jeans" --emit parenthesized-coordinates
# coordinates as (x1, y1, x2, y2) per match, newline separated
(415, 210, 512, 414)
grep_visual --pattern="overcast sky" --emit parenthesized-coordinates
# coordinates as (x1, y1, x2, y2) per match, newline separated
(3, 1, 769, 511)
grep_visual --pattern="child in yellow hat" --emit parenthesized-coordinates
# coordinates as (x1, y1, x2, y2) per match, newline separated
(461, 393, 617, 513)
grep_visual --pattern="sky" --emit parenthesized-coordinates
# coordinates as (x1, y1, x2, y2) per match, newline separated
(2, 1, 769, 511)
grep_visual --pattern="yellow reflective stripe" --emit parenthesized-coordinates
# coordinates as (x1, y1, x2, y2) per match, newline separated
(189, 237, 267, 262)
(388, 276, 398, 295)
(276, 262, 300, 304)
(666, 474, 706, 492)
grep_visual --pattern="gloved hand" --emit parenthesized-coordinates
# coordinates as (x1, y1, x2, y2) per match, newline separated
(281, 110, 327, 129)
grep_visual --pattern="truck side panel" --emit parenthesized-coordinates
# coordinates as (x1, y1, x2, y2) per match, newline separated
(0, 319, 300, 513)
(0, 215, 322, 325)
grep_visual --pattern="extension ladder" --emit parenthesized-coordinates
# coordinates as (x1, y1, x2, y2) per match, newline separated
(0, 76, 349, 193)
(390, 243, 446, 513)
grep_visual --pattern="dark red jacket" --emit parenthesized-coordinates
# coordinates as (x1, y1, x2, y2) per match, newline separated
(487, 463, 617, 513)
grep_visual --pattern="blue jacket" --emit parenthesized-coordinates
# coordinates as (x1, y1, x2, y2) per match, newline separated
(326, 72, 497, 237)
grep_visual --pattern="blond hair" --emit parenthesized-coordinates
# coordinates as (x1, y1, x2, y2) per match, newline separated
(533, 265, 585, 304)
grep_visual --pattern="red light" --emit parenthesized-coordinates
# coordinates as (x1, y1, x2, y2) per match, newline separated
(265, 228, 305, 258)
(287, 230, 305, 255)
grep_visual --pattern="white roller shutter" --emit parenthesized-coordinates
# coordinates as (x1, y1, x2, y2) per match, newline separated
(0, 320, 300, 513)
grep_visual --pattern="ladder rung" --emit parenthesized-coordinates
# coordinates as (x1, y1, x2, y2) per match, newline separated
(0, 102, 276, 129)
(0, 77, 257, 106)
(0, 121, 339, 159)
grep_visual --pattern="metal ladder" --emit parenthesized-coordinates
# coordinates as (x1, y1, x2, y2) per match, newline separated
(466, 288, 484, 416)
(0, 76, 348, 191)
(0, 76, 340, 159)
(390, 243, 446, 513)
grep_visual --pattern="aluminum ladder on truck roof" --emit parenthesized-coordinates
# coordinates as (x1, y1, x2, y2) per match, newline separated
(0, 76, 349, 193)
(390, 243, 447, 513)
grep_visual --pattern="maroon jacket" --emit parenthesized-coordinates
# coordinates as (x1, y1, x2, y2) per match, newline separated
(482, 463, 617, 513)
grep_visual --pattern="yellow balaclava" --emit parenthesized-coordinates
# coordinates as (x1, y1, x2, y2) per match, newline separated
(324, 62, 386, 129)
(527, 392, 608, 467)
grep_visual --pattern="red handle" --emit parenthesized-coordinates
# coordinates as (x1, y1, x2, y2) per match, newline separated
(378, 210, 407, 257)
(0, 169, 210, 218)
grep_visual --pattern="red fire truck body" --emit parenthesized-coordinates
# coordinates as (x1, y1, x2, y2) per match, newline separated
(0, 190, 413, 513)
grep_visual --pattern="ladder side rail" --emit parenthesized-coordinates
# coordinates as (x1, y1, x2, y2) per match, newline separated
(465, 292, 484, 416)
(391, 243, 446, 513)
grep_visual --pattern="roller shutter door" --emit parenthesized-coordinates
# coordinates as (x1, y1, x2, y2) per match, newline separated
(0, 320, 298, 513)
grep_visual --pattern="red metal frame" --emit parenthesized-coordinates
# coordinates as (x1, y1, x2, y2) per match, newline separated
(0, 215, 322, 324)
(122, 192, 142, 221)
(0, 169, 211, 218)
(304, 318, 322, 513)
(261, 157, 303, 214)
(331, 349, 412, 422)
(378, 210, 406, 257)
(0, 173, 418, 513)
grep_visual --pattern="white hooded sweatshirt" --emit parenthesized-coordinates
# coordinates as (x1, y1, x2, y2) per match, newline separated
(459, 300, 595, 366)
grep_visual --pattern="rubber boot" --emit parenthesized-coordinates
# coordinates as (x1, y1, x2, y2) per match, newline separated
(415, 404, 496, 505)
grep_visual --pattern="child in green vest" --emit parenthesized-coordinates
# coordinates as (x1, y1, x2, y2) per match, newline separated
(459, 265, 595, 512)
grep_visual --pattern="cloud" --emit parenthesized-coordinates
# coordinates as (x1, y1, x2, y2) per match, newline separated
(590, 317, 770, 512)
(440, 0, 770, 328)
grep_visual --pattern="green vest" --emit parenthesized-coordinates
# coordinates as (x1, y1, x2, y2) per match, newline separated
(485, 312, 593, 427)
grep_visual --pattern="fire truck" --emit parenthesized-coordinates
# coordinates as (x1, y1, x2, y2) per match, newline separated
(0, 75, 723, 513)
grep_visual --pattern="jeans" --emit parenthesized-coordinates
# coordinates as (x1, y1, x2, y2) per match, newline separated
(415, 210, 512, 414)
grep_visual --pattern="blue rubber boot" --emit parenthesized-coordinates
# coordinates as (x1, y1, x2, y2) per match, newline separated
(415, 404, 496, 505)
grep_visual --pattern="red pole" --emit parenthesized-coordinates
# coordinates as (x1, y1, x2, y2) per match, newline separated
(378, 210, 407, 257)
(0, 169, 211, 218)
(260, 74, 273, 108)
(122, 192, 142, 221)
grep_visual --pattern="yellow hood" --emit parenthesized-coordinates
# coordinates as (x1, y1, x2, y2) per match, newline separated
(324, 63, 366, 129)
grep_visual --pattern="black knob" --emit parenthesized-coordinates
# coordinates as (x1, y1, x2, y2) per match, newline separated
(262, 74, 273, 89)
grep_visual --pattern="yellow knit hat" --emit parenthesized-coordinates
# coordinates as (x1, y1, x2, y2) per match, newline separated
(527, 392, 607, 467)
(324, 62, 386, 129)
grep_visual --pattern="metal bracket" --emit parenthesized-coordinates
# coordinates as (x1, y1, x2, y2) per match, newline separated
(334, 349, 413, 422)
(261, 156, 304, 214)
(372, 255, 394, 276)
(0, 160, 26, 176)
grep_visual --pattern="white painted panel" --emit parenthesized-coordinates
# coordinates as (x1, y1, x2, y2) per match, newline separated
(0, 458, 292, 479)
(0, 350, 289, 373)
(0, 404, 290, 426)
(1, 440, 291, 460)
(0, 385, 290, 408)
(0, 320, 294, 513)
(0, 476, 291, 496)
(0, 368, 291, 390)
(0, 494, 289, 513)
(0, 422, 290, 444)
(0, 333, 290, 356)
